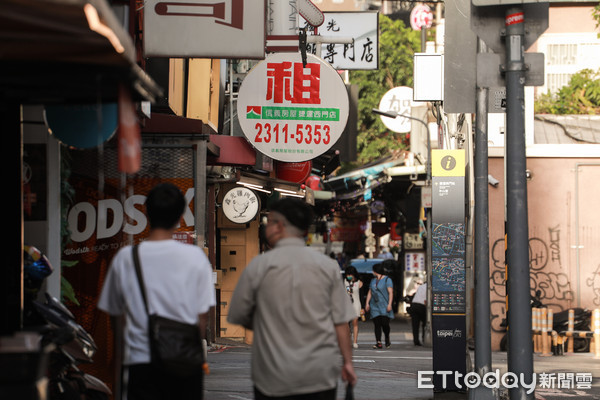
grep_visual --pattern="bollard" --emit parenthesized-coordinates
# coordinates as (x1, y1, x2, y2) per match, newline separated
(567, 309, 575, 353)
(541, 308, 552, 356)
(532, 308, 540, 353)
(592, 308, 600, 358)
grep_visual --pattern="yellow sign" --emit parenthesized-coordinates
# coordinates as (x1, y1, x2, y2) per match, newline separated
(432, 149, 465, 177)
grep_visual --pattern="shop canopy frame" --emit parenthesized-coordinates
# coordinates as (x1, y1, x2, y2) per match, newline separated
(0, 0, 162, 104)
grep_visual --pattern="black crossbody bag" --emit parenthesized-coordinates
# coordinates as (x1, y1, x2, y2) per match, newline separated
(132, 244, 204, 378)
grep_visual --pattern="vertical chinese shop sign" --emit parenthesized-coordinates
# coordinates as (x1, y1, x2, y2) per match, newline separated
(236, 53, 349, 162)
(431, 149, 467, 392)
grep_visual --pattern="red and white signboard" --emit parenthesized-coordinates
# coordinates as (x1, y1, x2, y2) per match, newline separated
(237, 53, 349, 162)
(144, 0, 265, 58)
(276, 161, 313, 184)
(410, 5, 433, 31)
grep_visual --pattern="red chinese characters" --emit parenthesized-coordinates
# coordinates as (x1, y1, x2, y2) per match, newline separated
(266, 62, 321, 104)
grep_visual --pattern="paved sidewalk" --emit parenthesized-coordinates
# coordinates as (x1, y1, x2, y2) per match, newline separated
(204, 317, 600, 400)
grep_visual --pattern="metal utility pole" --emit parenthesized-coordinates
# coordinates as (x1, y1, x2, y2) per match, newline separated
(469, 37, 496, 400)
(504, 7, 534, 400)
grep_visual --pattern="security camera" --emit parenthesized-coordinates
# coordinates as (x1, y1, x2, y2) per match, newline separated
(488, 174, 499, 187)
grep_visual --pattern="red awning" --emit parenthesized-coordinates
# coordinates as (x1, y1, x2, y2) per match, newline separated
(208, 135, 256, 166)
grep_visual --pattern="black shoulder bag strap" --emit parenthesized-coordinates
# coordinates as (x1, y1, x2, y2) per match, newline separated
(132, 244, 150, 316)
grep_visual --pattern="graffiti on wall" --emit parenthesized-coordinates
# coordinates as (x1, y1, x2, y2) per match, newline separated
(587, 265, 600, 306)
(489, 225, 574, 333)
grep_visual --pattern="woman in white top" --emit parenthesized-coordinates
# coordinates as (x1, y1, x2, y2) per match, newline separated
(344, 266, 363, 348)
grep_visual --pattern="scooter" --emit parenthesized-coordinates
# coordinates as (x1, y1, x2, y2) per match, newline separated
(22, 245, 111, 400)
(31, 293, 112, 400)
(499, 291, 592, 353)
(551, 307, 592, 353)
(499, 290, 543, 352)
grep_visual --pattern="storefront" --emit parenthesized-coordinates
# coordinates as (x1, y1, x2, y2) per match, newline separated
(0, 4, 162, 393)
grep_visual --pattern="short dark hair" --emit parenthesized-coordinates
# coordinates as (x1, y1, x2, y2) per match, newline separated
(269, 198, 313, 232)
(145, 183, 186, 230)
(345, 265, 359, 279)
(373, 263, 385, 275)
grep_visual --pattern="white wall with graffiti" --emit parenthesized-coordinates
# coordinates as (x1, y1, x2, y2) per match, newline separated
(488, 155, 600, 350)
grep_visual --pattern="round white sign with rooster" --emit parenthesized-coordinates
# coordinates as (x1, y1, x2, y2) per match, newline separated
(222, 187, 260, 224)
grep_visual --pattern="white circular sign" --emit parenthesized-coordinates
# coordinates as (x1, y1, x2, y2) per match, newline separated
(410, 5, 433, 31)
(378, 86, 415, 133)
(237, 53, 349, 162)
(222, 187, 260, 224)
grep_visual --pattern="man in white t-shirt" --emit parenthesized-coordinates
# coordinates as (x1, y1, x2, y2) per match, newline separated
(98, 183, 215, 400)
(409, 282, 427, 346)
(228, 198, 357, 399)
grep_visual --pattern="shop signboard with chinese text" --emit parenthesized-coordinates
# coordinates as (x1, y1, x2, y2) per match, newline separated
(378, 87, 415, 133)
(300, 11, 379, 70)
(236, 53, 349, 162)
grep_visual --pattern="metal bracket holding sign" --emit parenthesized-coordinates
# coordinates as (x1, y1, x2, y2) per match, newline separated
(266, 0, 325, 53)
(477, 52, 545, 88)
(300, 12, 379, 70)
(470, 2, 549, 54)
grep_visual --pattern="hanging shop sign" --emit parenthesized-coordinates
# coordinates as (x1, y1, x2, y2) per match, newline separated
(237, 52, 349, 162)
(405, 252, 425, 272)
(275, 161, 313, 184)
(378, 86, 415, 133)
(143, 0, 265, 58)
(300, 11, 379, 70)
(222, 187, 260, 224)
(410, 5, 433, 31)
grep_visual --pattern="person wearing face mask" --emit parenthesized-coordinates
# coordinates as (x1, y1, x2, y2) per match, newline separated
(365, 263, 394, 349)
(227, 198, 357, 399)
(343, 266, 363, 349)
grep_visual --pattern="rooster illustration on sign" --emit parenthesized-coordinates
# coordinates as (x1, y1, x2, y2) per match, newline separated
(232, 196, 250, 218)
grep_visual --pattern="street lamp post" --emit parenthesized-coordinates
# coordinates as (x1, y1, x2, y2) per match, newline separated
(371, 108, 431, 183)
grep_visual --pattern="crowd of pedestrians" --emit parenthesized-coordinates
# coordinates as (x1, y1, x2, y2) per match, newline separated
(97, 183, 418, 400)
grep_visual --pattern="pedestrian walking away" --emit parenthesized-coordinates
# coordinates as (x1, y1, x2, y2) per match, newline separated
(377, 246, 394, 259)
(408, 281, 427, 346)
(227, 197, 357, 400)
(365, 263, 394, 349)
(97, 182, 216, 400)
(344, 266, 363, 349)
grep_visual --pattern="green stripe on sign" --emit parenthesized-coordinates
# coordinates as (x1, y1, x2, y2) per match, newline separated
(261, 106, 340, 121)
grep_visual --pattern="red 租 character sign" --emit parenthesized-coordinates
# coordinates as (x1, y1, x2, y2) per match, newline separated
(237, 53, 349, 162)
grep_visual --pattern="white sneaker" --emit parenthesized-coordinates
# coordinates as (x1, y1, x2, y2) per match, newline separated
(353, 343, 358, 349)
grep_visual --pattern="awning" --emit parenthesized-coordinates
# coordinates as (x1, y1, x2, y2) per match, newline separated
(312, 149, 341, 177)
(322, 154, 408, 200)
(0, 0, 162, 104)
